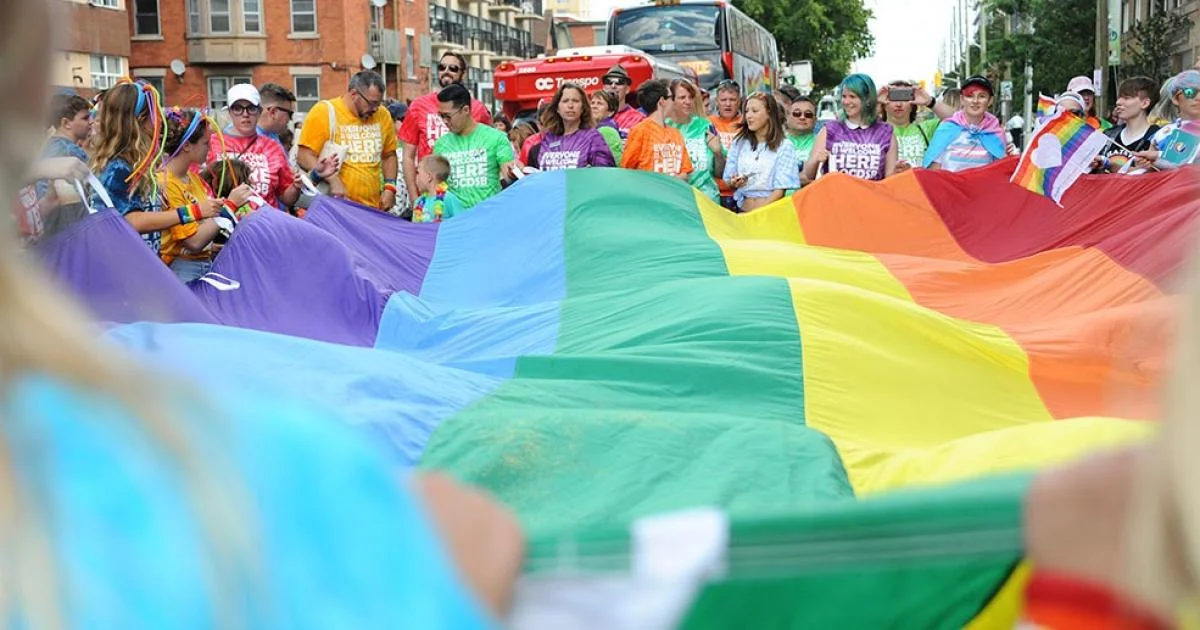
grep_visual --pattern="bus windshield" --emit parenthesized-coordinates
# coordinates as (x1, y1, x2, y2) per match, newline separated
(611, 5, 721, 53)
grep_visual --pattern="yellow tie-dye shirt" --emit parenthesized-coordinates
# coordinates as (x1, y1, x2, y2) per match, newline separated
(298, 98, 397, 209)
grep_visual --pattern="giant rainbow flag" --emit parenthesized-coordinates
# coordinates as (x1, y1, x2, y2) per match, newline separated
(39, 159, 1200, 627)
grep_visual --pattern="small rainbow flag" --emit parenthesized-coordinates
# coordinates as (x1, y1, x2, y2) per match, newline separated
(1011, 110, 1108, 204)
(1036, 93, 1056, 121)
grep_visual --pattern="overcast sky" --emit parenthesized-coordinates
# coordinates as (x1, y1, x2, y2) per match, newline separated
(585, 0, 958, 88)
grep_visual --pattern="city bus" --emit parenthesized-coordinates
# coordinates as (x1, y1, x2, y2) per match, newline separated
(606, 0, 779, 93)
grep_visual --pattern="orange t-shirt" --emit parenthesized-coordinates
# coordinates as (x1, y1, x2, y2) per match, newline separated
(709, 114, 742, 197)
(620, 118, 693, 177)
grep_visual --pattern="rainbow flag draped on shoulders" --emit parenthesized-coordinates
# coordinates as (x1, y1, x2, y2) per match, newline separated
(36, 161, 1200, 628)
(1012, 110, 1108, 204)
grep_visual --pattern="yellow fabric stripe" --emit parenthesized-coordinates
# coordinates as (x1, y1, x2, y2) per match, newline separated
(697, 192, 913, 303)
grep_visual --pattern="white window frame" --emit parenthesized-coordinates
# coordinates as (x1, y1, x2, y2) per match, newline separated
(90, 55, 125, 90)
(243, 0, 262, 33)
(187, 0, 202, 34)
(291, 0, 317, 34)
(136, 75, 167, 103)
(93, 0, 119, 7)
(133, 0, 161, 36)
(208, 75, 254, 109)
(406, 31, 417, 79)
(209, 0, 232, 34)
(293, 75, 321, 113)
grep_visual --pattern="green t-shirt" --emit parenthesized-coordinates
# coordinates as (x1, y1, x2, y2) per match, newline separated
(597, 125, 623, 165)
(667, 115, 721, 202)
(891, 118, 941, 168)
(785, 132, 815, 196)
(433, 124, 515, 209)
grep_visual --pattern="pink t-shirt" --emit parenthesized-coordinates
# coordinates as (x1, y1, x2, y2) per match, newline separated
(399, 92, 493, 160)
(207, 133, 294, 208)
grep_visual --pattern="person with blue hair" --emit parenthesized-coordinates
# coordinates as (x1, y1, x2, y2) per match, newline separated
(923, 75, 1008, 172)
(803, 73, 897, 182)
(1133, 69, 1200, 171)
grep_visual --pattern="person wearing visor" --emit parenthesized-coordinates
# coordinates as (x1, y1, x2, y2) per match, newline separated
(297, 71, 398, 211)
(922, 75, 1008, 173)
(602, 64, 646, 138)
(1066, 75, 1113, 130)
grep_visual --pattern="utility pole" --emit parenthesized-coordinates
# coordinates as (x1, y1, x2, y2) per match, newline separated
(1095, 0, 1109, 116)
(1023, 10, 1034, 143)
(964, 0, 972, 77)
(980, 1, 988, 75)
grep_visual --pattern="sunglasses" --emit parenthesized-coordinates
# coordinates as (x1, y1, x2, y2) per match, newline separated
(229, 103, 262, 115)
(1180, 87, 1200, 100)
(790, 110, 815, 119)
(604, 78, 629, 87)
(716, 79, 741, 92)
(269, 105, 295, 118)
(438, 63, 463, 73)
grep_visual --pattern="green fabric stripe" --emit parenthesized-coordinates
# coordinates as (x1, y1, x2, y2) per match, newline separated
(560, 170, 728, 295)
(421, 275, 839, 537)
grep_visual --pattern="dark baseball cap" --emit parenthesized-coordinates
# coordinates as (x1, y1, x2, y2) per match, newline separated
(386, 102, 408, 120)
(961, 75, 994, 95)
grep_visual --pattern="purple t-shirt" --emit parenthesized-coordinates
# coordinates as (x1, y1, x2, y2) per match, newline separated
(536, 129, 615, 170)
(824, 120, 893, 181)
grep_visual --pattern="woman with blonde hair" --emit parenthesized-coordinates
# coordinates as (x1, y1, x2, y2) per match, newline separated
(0, 0, 523, 626)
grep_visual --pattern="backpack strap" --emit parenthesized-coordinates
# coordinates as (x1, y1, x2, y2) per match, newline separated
(323, 99, 338, 143)
(917, 121, 930, 148)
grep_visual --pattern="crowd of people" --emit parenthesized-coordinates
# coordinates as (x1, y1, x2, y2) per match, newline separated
(14, 46, 1200, 285)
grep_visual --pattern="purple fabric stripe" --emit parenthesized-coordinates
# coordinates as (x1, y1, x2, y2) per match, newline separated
(192, 209, 391, 346)
(36, 211, 216, 324)
(302, 197, 439, 295)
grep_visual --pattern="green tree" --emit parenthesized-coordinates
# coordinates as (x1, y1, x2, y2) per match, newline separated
(1123, 9, 1193, 83)
(733, 0, 874, 89)
(982, 0, 1096, 97)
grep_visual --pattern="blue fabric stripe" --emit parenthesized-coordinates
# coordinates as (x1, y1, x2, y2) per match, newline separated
(107, 322, 503, 467)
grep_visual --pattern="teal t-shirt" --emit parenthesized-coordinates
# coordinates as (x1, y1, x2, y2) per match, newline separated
(667, 115, 721, 202)
(434, 124, 515, 209)
(412, 189, 466, 223)
(6, 375, 493, 629)
(892, 118, 941, 167)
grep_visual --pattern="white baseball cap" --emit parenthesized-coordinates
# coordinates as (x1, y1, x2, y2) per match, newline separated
(1066, 76, 1096, 94)
(226, 83, 261, 108)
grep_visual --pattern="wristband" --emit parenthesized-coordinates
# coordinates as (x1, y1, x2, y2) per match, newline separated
(384, 178, 398, 186)
(383, 183, 398, 194)
(309, 168, 324, 184)
(222, 199, 239, 214)
(177, 202, 201, 225)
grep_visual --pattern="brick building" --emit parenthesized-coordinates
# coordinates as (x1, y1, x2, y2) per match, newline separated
(127, 0, 434, 116)
(1119, 0, 1200, 72)
(427, 0, 545, 109)
(53, 0, 133, 97)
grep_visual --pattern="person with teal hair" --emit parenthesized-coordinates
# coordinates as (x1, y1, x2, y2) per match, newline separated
(803, 73, 897, 182)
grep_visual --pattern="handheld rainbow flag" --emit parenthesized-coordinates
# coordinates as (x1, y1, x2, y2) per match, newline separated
(1036, 93, 1056, 122)
(1011, 111, 1108, 204)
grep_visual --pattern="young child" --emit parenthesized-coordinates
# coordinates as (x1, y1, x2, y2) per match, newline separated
(411, 154, 464, 223)
(159, 109, 253, 282)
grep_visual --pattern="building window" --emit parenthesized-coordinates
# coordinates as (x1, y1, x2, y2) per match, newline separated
(294, 75, 321, 113)
(244, 0, 262, 32)
(188, 0, 202, 34)
(406, 34, 417, 78)
(210, 0, 231, 33)
(291, 0, 317, 33)
(134, 0, 161, 36)
(208, 76, 253, 109)
(137, 76, 166, 102)
(93, 0, 119, 7)
(90, 55, 125, 90)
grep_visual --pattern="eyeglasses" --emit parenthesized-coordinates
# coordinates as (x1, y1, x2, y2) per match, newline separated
(437, 106, 465, 122)
(790, 110, 815, 119)
(438, 63, 463, 73)
(354, 90, 382, 110)
(229, 103, 262, 115)
(604, 78, 628, 87)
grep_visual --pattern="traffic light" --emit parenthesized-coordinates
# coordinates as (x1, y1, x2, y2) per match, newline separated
(934, 71, 943, 89)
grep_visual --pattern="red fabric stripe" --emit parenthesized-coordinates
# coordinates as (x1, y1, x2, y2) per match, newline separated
(913, 159, 1200, 288)
(1024, 570, 1172, 630)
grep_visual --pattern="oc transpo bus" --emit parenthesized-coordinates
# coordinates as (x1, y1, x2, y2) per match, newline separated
(606, 0, 780, 93)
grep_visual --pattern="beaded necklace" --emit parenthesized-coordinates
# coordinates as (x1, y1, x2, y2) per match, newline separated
(414, 181, 449, 223)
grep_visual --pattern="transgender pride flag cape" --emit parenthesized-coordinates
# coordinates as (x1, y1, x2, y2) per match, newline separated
(37, 165, 1200, 628)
